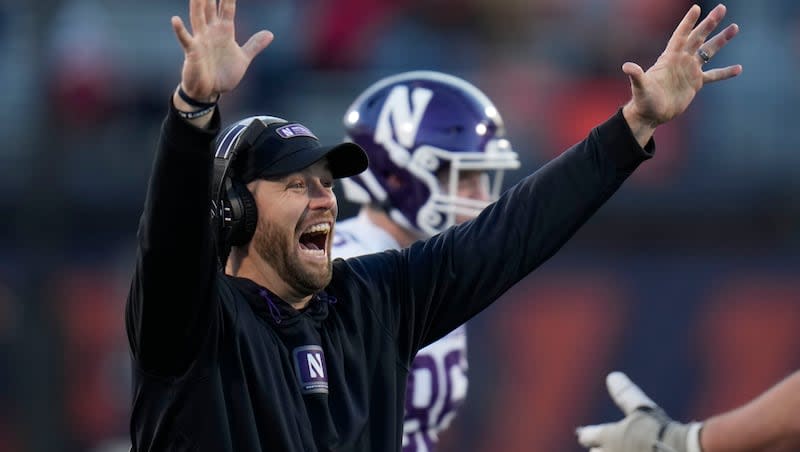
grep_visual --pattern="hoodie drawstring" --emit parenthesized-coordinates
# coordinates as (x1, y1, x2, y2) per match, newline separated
(316, 292, 337, 305)
(259, 289, 283, 324)
(258, 289, 337, 324)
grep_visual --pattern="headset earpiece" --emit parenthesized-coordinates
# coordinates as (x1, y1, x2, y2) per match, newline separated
(224, 177, 258, 246)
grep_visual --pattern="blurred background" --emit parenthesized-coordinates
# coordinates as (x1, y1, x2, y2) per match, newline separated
(1, 0, 799, 450)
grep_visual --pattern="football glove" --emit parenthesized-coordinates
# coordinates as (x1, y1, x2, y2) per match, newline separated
(576, 371, 703, 452)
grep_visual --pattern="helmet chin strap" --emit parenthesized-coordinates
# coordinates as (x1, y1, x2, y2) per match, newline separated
(375, 198, 394, 216)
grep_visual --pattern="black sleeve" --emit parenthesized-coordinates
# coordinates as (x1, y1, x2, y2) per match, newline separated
(351, 109, 653, 360)
(125, 100, 221, 376)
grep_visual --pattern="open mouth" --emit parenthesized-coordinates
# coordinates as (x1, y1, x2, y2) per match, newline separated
(298, 223, 330, 256)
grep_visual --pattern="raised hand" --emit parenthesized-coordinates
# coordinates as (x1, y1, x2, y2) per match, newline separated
(171, 0, 274, 102)
(622, 4, 742, 146)
(576, 372, 703, 452)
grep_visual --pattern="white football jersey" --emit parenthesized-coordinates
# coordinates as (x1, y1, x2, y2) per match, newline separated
(333, 212, 468, 452)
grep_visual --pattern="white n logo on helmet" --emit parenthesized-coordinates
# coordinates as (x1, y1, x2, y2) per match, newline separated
(374, 86, 433, 165)
(373, 85, 453, 236)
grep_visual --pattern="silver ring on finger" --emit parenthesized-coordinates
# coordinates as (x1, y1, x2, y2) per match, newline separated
(697, 48, 711, 65)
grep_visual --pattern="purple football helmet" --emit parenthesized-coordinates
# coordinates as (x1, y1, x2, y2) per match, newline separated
(342, 71, 520, 237)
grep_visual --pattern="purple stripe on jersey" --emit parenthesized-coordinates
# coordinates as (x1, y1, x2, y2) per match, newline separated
(402, 342, 468, 452)
(437, 349, 464, 426)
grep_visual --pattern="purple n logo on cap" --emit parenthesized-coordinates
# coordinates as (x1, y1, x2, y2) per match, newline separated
(276, 124, 318, 140)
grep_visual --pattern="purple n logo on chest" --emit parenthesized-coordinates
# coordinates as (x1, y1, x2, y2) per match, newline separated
(293, 345, 329, 394)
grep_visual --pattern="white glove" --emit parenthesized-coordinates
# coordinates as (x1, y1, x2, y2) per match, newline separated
(576, 372, 704, 452)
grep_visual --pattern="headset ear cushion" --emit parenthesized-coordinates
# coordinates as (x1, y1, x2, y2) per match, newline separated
(227, 180, 258, 246)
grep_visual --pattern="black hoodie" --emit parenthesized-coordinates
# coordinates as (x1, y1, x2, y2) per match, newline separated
(126, 100, 652, 451)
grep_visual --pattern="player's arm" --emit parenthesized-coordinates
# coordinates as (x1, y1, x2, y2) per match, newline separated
(125, 0, 273, 376)
(576, 371, 800, 452)
(700, 370, 800, 451)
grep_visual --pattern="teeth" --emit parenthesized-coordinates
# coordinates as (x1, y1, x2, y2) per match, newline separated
(299, 222, 330, 256)
(305, 223, 330, 234)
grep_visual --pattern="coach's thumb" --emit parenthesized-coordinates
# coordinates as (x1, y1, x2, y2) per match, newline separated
(622, 62, 645, 91)
(242, 30, 274, 61)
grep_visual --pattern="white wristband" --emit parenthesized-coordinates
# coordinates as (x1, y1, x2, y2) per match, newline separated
(686, 422, 704, 452)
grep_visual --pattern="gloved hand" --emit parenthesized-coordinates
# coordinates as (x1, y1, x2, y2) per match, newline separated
(576, 372, 704, 452)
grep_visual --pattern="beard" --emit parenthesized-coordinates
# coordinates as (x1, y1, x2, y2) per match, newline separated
(253, 216, 332, 296)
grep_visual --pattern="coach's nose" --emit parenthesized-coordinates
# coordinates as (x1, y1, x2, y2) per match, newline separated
(308, 179, 336, 212)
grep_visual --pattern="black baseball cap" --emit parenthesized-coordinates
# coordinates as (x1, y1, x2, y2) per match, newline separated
(225, 118, 369, 183)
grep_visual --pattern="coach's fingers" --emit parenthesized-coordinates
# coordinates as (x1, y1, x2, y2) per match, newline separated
(219, 0, 236, 21)
(241, 30, 274, 61)
(703, 65, 743, 84)
(171, 16, 193, 51)
(687, 4, 726, 53)
(205, 0, 218, 23)
(698, 23, 739, 63)
(665, 5, 701, 52)
(189, 0, 207, 34)
(606, 371, 656, 415)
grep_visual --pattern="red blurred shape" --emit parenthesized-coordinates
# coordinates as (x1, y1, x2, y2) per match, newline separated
(690, 276, 800, 418)
(475, 272, 628, 452)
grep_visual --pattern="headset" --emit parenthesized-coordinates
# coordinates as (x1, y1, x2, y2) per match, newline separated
(210, 115, 288, 263)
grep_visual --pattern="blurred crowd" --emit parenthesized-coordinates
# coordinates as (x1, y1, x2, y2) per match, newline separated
(1, 1, 800, 451)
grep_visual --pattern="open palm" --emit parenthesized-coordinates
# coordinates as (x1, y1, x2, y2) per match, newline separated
(624, 4, 741, 127)
(171, 0, 273, 101)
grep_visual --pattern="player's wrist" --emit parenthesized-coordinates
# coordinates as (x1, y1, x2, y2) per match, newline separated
(661, 420, 703, 452)
(686, 422, 704, 452)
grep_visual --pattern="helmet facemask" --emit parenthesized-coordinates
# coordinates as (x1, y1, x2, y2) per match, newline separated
(412, 139, 519, 236)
